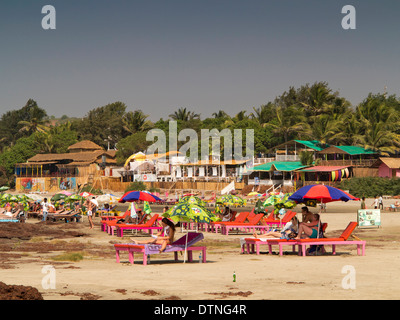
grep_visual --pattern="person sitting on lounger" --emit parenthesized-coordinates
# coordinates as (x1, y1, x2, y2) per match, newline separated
(295, 213, 320, 239)
(253, 216, 299, 240)
(301, 206, 314, 223)
(130, 218, 176, 253)
(219, 206, 232, 222)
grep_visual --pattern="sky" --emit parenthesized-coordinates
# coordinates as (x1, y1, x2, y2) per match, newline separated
(1, 0, 400, 121)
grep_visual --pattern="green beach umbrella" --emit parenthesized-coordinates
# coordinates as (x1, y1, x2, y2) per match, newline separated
(216, 194, 245, 206)
(65, 194, 84, 203)
(263, 195, 282, 207)
(51, 193, 68, 202)
(179, 196, 206, 207)
(164, 202, 217, 224)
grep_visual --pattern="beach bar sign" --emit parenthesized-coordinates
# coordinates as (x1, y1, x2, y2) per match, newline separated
(357, 209, 381, 228)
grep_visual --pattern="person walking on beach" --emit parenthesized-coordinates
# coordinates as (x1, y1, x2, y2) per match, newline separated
(361, 197, 366, 209)
(41, 198, 50, 222)
(378, 195, 384, 210)
(372, 196, 378, 209)
(85, 197, 96, 229)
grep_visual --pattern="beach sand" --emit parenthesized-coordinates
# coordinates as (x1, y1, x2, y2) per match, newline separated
(1, 198, 400, 300)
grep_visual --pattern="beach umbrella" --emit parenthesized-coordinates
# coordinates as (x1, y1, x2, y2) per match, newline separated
(0, 186, 10, 192)
(0, 193, 12, 201)
(59, 190, 73, 196)
(263, 194, 282, 207)
(96, 194, 120, 206)
(51, 193, 68, 202)
(179, 196, 206, 207)
(247, 192, 260, 197)
(7, 195, 20, 203)
(216, 194, 245, 206)
(119, 191, 162, 219)
(165, 202, 216, 224)
(79, 192, 94, 198)
(164, 202, 215, 263)
(26, 194, 44, 202)
(288, 184, 359, 240)
(65, 194, 85, 203)
(119, 191, 162, 203)
(288, 185, 359, 204)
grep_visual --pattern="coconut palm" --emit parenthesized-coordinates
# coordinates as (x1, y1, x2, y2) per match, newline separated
(122, 110, 153, 134)
(264, 105, 309, 142)
(169, 107, 200, 121)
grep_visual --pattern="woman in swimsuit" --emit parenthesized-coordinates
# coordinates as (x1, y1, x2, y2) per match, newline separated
(131, 217, 176, 253)
(295, 213, 320, 239)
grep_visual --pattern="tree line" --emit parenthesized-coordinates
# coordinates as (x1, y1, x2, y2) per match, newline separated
(1, 81, 400, 186)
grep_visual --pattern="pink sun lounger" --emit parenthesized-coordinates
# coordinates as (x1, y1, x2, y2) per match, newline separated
(114, 232, 206, 265)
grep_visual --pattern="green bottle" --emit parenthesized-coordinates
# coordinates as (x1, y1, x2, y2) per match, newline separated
(233, 271, 236, 282)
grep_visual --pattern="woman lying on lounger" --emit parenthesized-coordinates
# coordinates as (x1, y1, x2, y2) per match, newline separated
(253, 216, 299, 240)
(130, 218, 176, 253)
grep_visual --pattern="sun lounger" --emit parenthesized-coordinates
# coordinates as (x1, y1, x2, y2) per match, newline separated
(0, 209, 24, 223)
(208, 211, 249, 233)
(114, 214, 161, 237)
(114, 232, 206, 265)
(242, 223, 328, 255)
(263, 211, 297, 228)
(295, 222, 365, 256)
(244, 222, 365, 257)
(101, 209, 131, 232)
(221, 214, 268, 235)
(47, 210, 81, 223)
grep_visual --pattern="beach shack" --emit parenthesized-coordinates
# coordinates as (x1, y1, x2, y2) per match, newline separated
(371, 158, 400, 178)
(316, 145, 379, 167)
(15, 140, 117, 193)
(247, 161, 311, 188)
(273, 140, 328, 161)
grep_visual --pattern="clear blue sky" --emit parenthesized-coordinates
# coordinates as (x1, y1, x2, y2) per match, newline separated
(1, 0, 399, 121)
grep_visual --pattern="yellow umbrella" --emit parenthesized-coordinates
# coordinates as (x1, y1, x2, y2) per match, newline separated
(124, 152, 146, 167)
(247, 192, 260, 197)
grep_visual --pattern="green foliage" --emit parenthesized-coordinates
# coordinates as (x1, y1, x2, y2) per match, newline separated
(2, 84, 400, 187)
(125, 181, 147, 192)
(116, 131, 152, 166)
(299, 151, 314, 166)
(339, 177, 400, 198)
(79, 185, 103, 195)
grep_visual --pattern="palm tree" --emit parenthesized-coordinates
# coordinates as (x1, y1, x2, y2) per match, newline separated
(212, 110, 228, 119)
(18, 118, 49, 134)
(18, 99, 49, 134)
(169, 107, 200, 121)
(299, 150, 314, 166)
(356, 94, 400, 155)
(307, 114, 337, 146)
(264, 105, 308, 142)
(122, 110, 153, 134)
(300, 82, 336, 122)
(251, 103, 274, 126)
